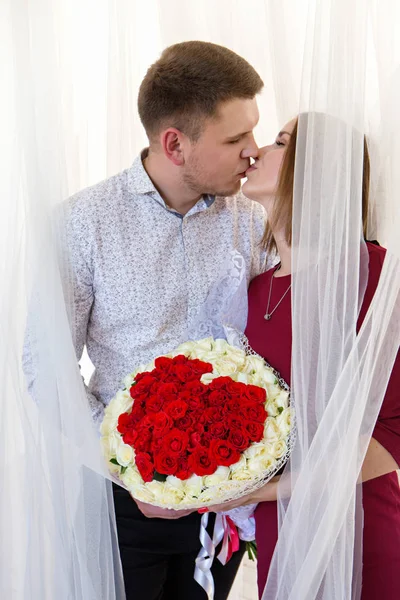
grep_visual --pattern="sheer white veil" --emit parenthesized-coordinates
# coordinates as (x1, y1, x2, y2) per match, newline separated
(1, 1, 399, 599)
(263, 1, 400, 599)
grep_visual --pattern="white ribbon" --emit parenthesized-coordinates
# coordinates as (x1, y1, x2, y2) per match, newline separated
(194, 513, 227, 600)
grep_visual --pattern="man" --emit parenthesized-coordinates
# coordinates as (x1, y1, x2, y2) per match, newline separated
(65, 41, 266, 599)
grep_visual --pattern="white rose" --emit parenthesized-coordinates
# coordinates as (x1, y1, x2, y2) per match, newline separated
(184, 474, 204, 498)
(213, 358, 240, 376)
(275, 408, 292, 437)
(134, 486, 155, 503)
(101, 431, 121, 457)
(230, 454, 248, 472)
(112, 389, 132, 414)
(194, 338, 214, 353)
(235, 372, 249, 384)
(270, 440, 288, 459)
(245, 355, 268, 376)
(248, 453, 276, 474)
(163, 484, 185, 506)
(231, 466, 253, 481)
(166, 476, 185, 490)
(274, 390, 289, 411)
(116, 443, 134, 467)
(213, 339, 229, 353)
(121, 466, 143, 489)
(197, 489, 216, 504)
(100, 414, 118, 436)
(146, 480, 165, 500)
(244, 442, 266, 460)
(204, 466, 231, 487)
(200, 373, 219, 385)
(264, 418, 282, 442)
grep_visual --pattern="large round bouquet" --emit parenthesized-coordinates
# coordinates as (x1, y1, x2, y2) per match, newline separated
(101, 338, 293, 508)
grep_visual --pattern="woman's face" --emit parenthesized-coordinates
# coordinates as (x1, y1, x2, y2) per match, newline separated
(242, 118, 297, 209)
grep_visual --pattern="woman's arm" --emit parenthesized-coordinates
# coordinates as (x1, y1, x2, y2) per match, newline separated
(361, 437, 399, 482)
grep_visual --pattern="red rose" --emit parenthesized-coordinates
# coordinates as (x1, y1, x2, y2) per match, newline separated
(175, 413, 194, 430)
(200, 432, 213, 448)
(122, 430, 138, 446)
(129, 402, 146, 424)
(117, 412, 133, 434)
(146, 395, 164, 413)
(188, 431, 203, 451)
(133, 429, 152, 453)
(164, 400, 188, 420)
(135, 452, 154, 482)
(226, 415, 244, 430)
(208, 422, 228, 439)
(157, 382, 180, 403)
(189, 358, 213, 377)
(204, 406, 224, 424)
(148, 412, 172, 437)
(154, 356, 173, 373)
(171, 355, 188, 365)
(244, 421, 264, 443)
(188, 445, 217, 476)
(226, 398, 242, 413)
(175, 456, 192, 480)
(244, 384, 267, 404)
(228, 428, 250, 451)
(172, 364, 199, 383)
(154, 449, 179, 476)
(210, 439, 241, 467)
(163, 428, 189, 455)
(179, 390, 206, 411)
(209, 377, 233, 391)
(131, 375, 159, 400)
(239, 401, 267, 423)
(208, 389, 228, 407)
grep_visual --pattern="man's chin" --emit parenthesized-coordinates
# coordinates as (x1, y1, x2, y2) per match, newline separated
(214, 181, 242, 197)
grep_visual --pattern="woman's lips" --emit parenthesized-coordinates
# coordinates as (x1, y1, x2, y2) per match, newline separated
(245, 165, 257, 175)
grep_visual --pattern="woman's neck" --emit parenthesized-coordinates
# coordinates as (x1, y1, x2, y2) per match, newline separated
(274, 234, 291, 277)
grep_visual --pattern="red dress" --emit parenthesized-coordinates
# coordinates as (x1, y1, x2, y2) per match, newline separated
(245, 242, 400, 599)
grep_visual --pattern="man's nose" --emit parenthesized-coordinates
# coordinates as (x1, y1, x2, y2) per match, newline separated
(240, 145, 259, 160)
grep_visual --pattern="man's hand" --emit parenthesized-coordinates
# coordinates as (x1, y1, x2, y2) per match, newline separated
(134, 498, 195, 519)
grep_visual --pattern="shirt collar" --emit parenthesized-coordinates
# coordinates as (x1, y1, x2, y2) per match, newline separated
(127, 149, 216, 214)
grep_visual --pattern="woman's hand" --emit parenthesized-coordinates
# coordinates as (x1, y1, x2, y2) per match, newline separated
(206, 476, 281, 513)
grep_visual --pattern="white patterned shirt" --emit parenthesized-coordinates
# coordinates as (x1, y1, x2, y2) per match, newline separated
(63, 151, 267, 424)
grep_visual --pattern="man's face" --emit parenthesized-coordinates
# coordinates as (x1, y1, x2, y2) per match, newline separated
(181, 98, 260, 197)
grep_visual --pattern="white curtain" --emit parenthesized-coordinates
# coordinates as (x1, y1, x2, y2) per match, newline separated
(1, 1, 399, 599)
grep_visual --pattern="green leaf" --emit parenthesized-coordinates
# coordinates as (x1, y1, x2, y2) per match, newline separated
(274, 378, 278, 385)
(153, 471, 168, 483)
(245, 540, 258, 561)
(120, 466, 128, 475)
(277, 406, 284, 414)
(110, 458, 119, 466)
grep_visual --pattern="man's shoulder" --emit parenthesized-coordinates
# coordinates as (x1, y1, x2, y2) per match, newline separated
(64, 168, 130, 216)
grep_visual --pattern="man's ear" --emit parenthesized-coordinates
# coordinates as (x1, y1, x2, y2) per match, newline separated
(160, 128, 187, 166)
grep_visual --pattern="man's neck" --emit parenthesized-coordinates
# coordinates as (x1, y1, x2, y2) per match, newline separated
(143, 150, 202, 215)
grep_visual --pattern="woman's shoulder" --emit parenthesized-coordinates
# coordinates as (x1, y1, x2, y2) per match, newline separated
(365, 240, 387, 286)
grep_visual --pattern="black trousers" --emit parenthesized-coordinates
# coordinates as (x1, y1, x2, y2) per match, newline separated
(113, 484, 245, 600)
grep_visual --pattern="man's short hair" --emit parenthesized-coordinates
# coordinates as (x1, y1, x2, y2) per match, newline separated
(138, 41, 264, 142)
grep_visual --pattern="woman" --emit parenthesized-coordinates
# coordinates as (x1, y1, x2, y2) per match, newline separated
(211, 116, 400, 599)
